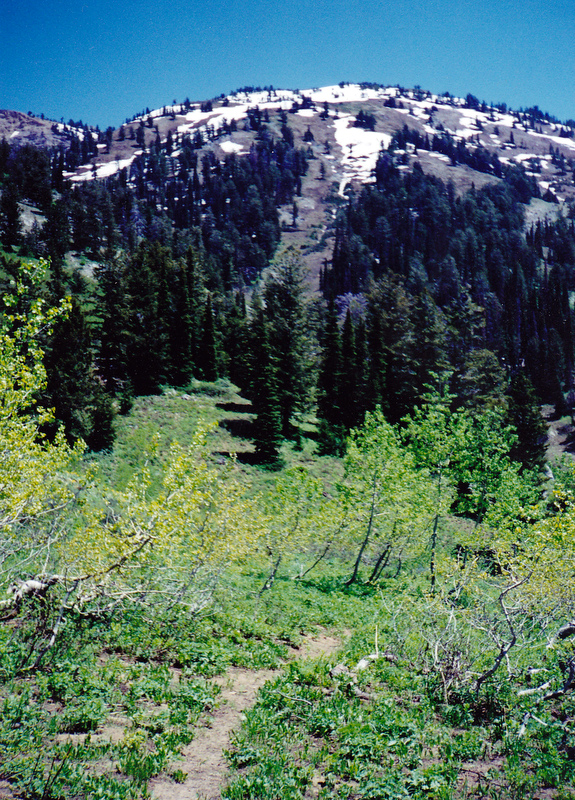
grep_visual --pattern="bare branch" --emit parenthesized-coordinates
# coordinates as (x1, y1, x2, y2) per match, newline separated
(475, 576, 528, 695)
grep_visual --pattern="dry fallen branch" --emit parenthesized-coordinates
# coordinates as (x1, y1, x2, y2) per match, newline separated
(475, 576, 528, 695)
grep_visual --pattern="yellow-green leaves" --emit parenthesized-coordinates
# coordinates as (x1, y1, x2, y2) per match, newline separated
(0, 264, 255, 617)
(256, 466, 328, 587)
(53, 424, 260, 612)
(342, 408, 436, 584)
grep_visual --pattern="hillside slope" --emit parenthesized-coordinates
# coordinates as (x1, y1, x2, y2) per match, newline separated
(3, 82, 573, 285)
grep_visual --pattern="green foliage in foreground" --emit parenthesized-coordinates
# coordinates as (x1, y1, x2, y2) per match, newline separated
(5, 565, 575, 799)
(3, 279, 575, 798)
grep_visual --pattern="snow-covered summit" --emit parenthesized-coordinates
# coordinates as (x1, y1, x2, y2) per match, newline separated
(8, 81, 570, 205)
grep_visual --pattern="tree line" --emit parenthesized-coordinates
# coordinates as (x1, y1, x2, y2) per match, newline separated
(320, 154, 575, 436)
(0, 115, 573, 481)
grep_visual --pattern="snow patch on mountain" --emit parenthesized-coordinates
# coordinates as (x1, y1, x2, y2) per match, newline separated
(66, 155, 138, 182)
(220, 141, 245, 154)
(333, 114, 392, 185)
(530, 130, 575, 151)
(43, 82, 574, 206)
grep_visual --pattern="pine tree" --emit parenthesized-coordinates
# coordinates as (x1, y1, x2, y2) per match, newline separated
(366, 308, 385, 411)
(507, 371, 548, 474)
(0, 183, 22, 247)
(185, 244, 205, 372)
(41, 298, 115, 450)
(263, 249, 311, 438)
(250, 309, 282, 465)
(412, 293, 450, 395)
(43, 199, 70, 275)
(95, 255, 133, 411)
(369, 277, 419, 423)
(340, 309, 360, 432)
(124, 241, 168, 395)
(353, 317, 369, 427)
(168, 257, 194, 386)
(197, 294, 218, 381)
(316, 301, 344, 456)
(223, 292, 250, 389)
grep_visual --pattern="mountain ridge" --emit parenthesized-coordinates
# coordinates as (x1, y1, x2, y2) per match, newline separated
(65, 84, 575, 203)
(3, 82, 575, 202)
(4, 82, 574, 290)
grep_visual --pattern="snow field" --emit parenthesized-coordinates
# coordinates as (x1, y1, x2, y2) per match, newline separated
(333, 114, 392, 184)
(66, 155, 138, 182)
(219, 141, 246, 154)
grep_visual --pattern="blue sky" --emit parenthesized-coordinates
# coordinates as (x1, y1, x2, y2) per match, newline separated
(1, 0, 574, 129)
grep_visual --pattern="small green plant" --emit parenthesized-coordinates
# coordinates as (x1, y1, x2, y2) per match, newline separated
(118, 730, 169, 783)
(58, 696, 108, 733)
(448, 729, 487, 762)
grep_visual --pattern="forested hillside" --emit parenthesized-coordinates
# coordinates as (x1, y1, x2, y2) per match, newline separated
(1, 82, 575, 461)
(2, 83, 575, 799)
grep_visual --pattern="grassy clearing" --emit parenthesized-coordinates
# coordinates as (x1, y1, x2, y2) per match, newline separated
(93, 379, 343, 496)
(2, 386, 575, 799)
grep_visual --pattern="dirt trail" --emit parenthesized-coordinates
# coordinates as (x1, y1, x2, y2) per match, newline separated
(543, 404, 575, 466)
(149, 630, 345, 800)
(149, 667, 277, 800)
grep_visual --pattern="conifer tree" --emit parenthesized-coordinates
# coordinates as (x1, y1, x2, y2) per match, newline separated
(124, 241, 168, 394)
(95, 255, 133, 411)
(168, 257, 194, 386)
(316, 301, 344, 456)
(263, 249, 311, 437)
(0, 183, 21, 247)
(412, 293, 450, 395)
(353, 317, 369, 427)
(340, 309, 360, 432)
(506, 371, 548, 474)
(43, 199, 70, 274)
(366, 309, 385, 412)
(41, 297, 115, 451)
(185, 244, 205, 371)
(197, 294, 218, 382)
(223, 292, 250, 389)
(250, 309, 282, 465)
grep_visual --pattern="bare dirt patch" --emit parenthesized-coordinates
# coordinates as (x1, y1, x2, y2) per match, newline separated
(278, 146, 341, 292)
(294, 627, 349, 661)
(0, 780, 17, 800)
(455, 756, 505, 795)
(149, 629, 344, 800)
(543, 404, 575, 466)
(149, 667, 278, 800)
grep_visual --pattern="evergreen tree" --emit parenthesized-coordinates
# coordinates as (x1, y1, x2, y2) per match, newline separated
(250, 309, 282, 465)
(197, 294, 218, 381)
(366, 309, 386, 412)
(223, 292, 250, 389)
(185, 244, 205, 372)
(124, 241, 169, 394)
(41, 298, 115, 450)
(43, 199, 70, 274)
(340, 309, 361, 431)
(353, 317, 369, 427)
(506, 371, 548, 474)
(95, 255, 133, 411)
(263, 249, 311, 437)
(168, 257, 194, 386)
(316, 301, 344, 456)
(0, 183, 22, 247)
(412, 293, 450, 395)
(457, 349, 506, 409)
